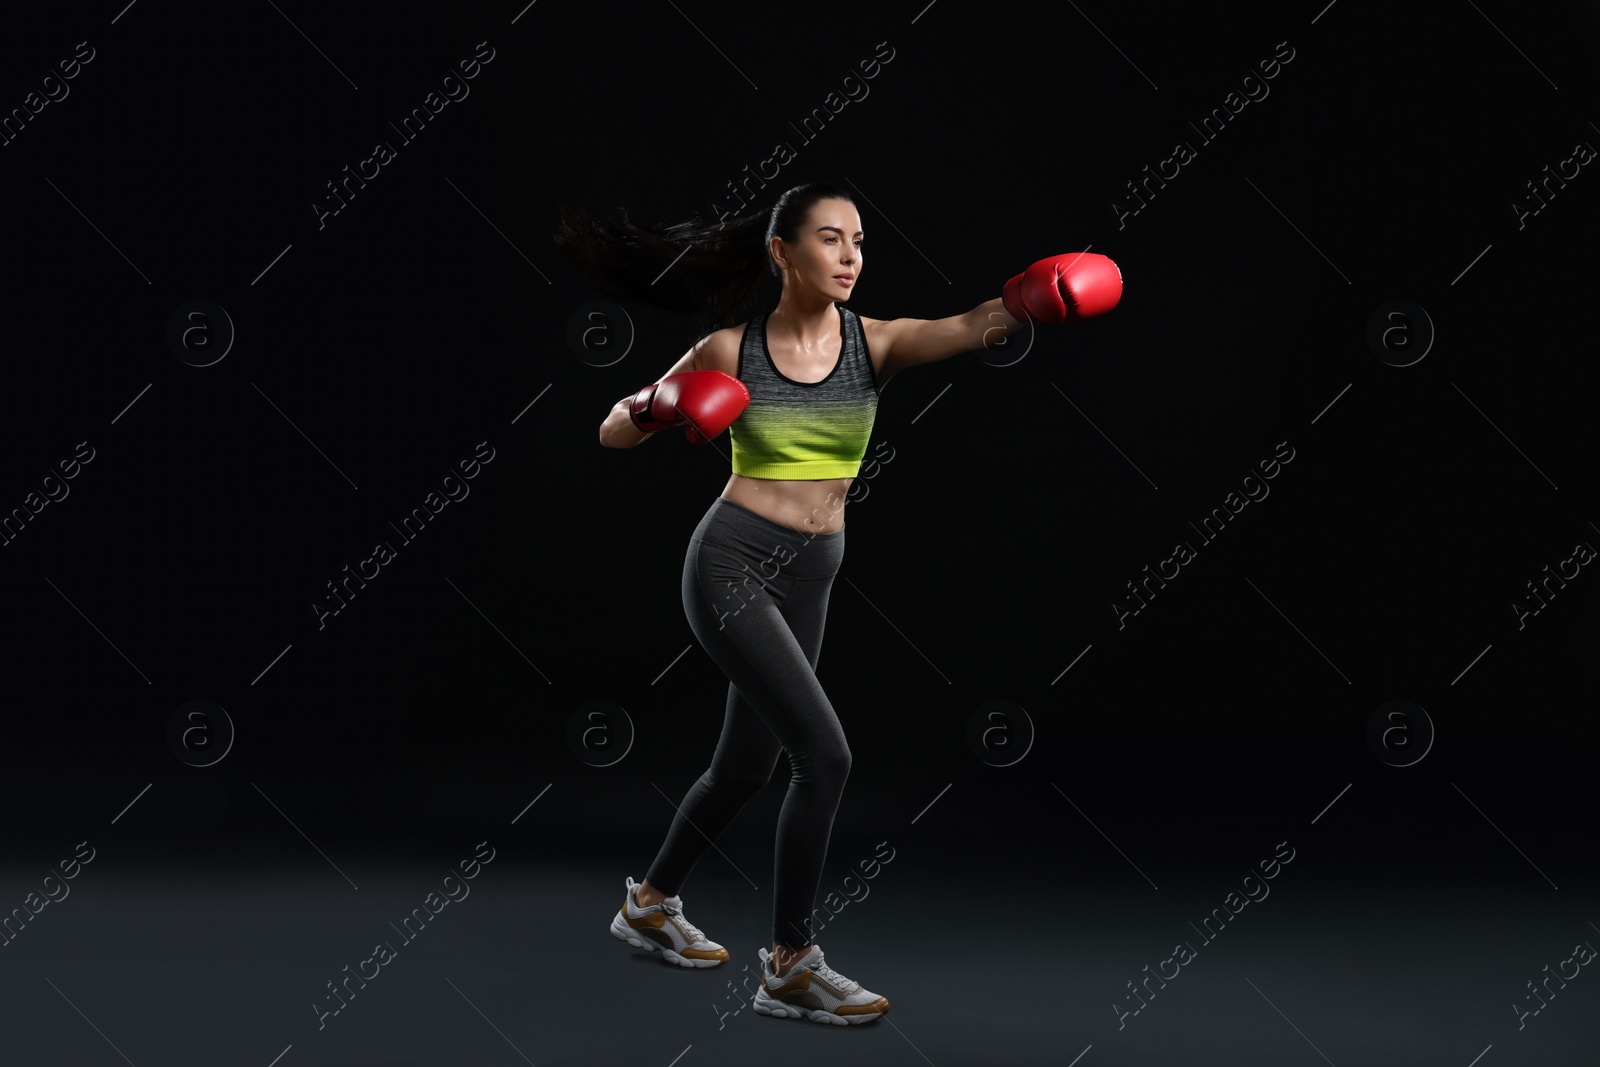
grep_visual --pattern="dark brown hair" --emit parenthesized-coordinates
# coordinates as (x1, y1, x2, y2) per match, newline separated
(552, 182, 856, 341)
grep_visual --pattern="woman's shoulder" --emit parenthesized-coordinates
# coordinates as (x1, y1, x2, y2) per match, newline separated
(694, 321, 751, 377)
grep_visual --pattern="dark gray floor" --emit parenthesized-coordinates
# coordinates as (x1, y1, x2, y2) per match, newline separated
(4, 795, 1596, 1067)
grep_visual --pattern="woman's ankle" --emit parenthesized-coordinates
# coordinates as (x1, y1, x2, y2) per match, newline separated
(770, 944, 810, 976)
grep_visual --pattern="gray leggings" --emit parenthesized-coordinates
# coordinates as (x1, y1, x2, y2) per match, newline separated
(645, 495, 849, 950)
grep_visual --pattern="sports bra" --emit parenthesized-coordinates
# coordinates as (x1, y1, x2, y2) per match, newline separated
(728, 304, 881, 479)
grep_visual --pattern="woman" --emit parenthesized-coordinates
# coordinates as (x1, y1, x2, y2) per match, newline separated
(557, 181, 1120, 1026)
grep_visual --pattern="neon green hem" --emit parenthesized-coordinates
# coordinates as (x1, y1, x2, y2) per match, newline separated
(732, 460, 862, 479)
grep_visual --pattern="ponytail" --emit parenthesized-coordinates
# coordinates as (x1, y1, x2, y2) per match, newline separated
(552, 182, 856, 343)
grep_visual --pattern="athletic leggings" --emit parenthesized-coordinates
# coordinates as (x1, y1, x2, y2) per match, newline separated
(645, 495, 849, 950)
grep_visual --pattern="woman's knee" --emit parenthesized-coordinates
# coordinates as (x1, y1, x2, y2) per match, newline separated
(795, 740, 851, 785)
(706, 755, 776, 795)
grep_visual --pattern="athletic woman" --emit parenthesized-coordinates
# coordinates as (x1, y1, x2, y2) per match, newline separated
(557, 181, 1121, 1026)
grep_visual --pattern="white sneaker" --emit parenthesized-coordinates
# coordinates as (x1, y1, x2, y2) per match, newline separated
(608, 876, 729, 968)
(752, 944, 889, 1025)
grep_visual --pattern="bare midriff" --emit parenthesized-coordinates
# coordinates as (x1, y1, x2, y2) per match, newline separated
(720, 474, 851, 535)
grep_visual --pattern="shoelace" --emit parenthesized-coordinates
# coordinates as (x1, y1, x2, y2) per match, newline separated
(810, 953, 860, 993)
(660, 896, 706, 943)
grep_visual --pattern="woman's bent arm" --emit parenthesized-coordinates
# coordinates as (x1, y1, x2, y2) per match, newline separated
(598, 329, 735, 449)
(599, 397, 654, 449)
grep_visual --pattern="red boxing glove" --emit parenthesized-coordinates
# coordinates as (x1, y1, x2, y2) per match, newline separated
(1002, 252, 1123, 325)
(629, 370, 750, 444)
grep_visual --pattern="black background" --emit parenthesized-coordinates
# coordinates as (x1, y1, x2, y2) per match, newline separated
(2, 2, 1597, 1065)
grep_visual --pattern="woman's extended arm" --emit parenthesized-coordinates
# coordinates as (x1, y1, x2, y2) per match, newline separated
(867, 253, 1122, 381)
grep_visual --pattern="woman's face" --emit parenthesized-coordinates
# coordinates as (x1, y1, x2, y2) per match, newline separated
(773, 198, 863, 302)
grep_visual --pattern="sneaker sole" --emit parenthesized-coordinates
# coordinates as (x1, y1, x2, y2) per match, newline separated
(609, 911, 726, 968)
(752, 987, 887, 1025)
